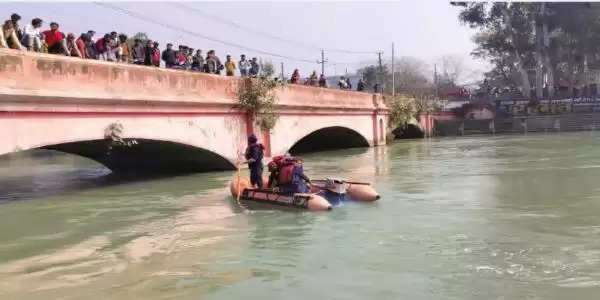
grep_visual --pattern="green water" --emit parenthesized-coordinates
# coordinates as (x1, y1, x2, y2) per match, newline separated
(2, 132, 600, 299)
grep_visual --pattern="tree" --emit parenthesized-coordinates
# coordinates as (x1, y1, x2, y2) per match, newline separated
(453, 2, 600, 99)
(259, 59, 275, 78)
(357, 65, 384, 89)
(389, 56, 433, 98)
(127, 32, 150, 48)
(357, 56, 434, 98)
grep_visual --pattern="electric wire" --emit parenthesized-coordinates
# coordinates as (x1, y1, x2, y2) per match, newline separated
(93, 1, 317, 64)
(171, 2, 379, 55)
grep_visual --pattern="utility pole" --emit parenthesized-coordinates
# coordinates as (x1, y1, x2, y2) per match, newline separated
(434, 63, 438, 98)
(377, 51, 384, 93)
(317, 49, 328, 76)
(280, 62, 284, 81)
(391, 43, 395, 97)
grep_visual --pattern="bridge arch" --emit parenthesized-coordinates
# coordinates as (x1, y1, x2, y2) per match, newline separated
(288, 126, 370, 155)
(40, 139, 236, 173)
(392, 124, 424, 139)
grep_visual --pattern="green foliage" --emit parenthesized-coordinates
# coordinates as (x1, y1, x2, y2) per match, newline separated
(389, 95, 440, 130)
(358, 65, 384, 88)
(237, 78, 283, 130)
(389, 97, 416, 129)
(259, 60, 276, 78)
(127, 32, 150, 48)
(358, 57, 435, 98)
(454, 2, 600, 98)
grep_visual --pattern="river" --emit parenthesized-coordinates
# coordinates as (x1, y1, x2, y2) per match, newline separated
(1, 132, 600, 299)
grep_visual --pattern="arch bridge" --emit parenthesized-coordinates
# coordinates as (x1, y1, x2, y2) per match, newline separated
(0, 49, 388, 173)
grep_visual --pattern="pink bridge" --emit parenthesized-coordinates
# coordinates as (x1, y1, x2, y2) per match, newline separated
(0, 49, 389, 173)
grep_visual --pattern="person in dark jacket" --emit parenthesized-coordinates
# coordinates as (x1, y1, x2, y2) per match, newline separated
(144, 40, 154, 66)
(280, 159, 311, 194)
(318, 74, 327, 88)
(357, 78, 365, 91)
(85, 30, 97, 59)
(245, 134, 264, 189)
(266, 160, 280, 188)
(161, 43, 176, 68)
(249, 57, 259, 77)
(192, 49, 204, 71)
(131, 39, 145, 64)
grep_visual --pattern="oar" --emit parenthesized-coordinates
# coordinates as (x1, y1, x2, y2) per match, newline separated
(236, 162, 242, 202)
(343, 181, 371, 186)
(236, 160, 248, 203)
(313, 178, 371, 186)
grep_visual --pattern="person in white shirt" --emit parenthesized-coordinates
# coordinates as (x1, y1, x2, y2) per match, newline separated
(239, 54, 251, 77)
(22, 18, 43, 51)
(338, 76, 348, 89)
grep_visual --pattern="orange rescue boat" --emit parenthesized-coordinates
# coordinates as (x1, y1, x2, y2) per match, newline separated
(230, 176, 332, 211)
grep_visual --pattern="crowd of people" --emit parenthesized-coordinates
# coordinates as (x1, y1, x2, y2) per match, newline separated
(0, 13, 263, 76)
(2, 13, 371, 91)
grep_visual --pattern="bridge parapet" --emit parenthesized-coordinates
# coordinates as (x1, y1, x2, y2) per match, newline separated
(0, 48, 383, 113)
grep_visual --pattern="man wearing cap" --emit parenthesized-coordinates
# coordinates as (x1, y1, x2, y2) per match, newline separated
(244, 134, 265, 189)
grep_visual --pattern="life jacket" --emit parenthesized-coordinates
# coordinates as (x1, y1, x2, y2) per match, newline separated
(278, 164, 295, 184)
(244, 143, 264, 162)
(275, 156, 298, 184)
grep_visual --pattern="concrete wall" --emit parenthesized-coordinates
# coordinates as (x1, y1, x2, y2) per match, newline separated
(431, 113, 600, 136)
(0, 49, 388, 171)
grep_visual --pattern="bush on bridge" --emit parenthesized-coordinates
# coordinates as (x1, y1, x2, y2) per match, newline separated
(237, 77, 283, 130)
(389, 95, 441, 130)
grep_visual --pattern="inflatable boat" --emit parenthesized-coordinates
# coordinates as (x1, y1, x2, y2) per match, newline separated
(311, 178, 380, 202)
(230, 176, 332, 211)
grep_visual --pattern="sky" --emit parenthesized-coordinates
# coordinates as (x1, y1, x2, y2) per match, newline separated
(2, 0, 489, 82)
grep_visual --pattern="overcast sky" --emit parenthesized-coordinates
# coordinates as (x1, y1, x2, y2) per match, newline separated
(3, 0, 489, 81)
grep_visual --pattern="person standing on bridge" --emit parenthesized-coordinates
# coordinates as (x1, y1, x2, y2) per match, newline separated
(239, 54, 250, 77)
(319, 74, 327, 88)
(357, 78, 365, 91)
(192, 49, 204, 71)
(162, 43, 177, 68)
(245, 134, 265, 189)
(2, 20, 24, 50)
(6, 13, 23, 50)
(225, 54, 236, 76)
(249, 57, 259, 77)
(290, 69, 300, 84)
(131, 39, 145, 64)
(144, 40, 155, 66)
(151, 42, 161, 67)
(43, 22, 68, 55)
(22, 18, 43, 52)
